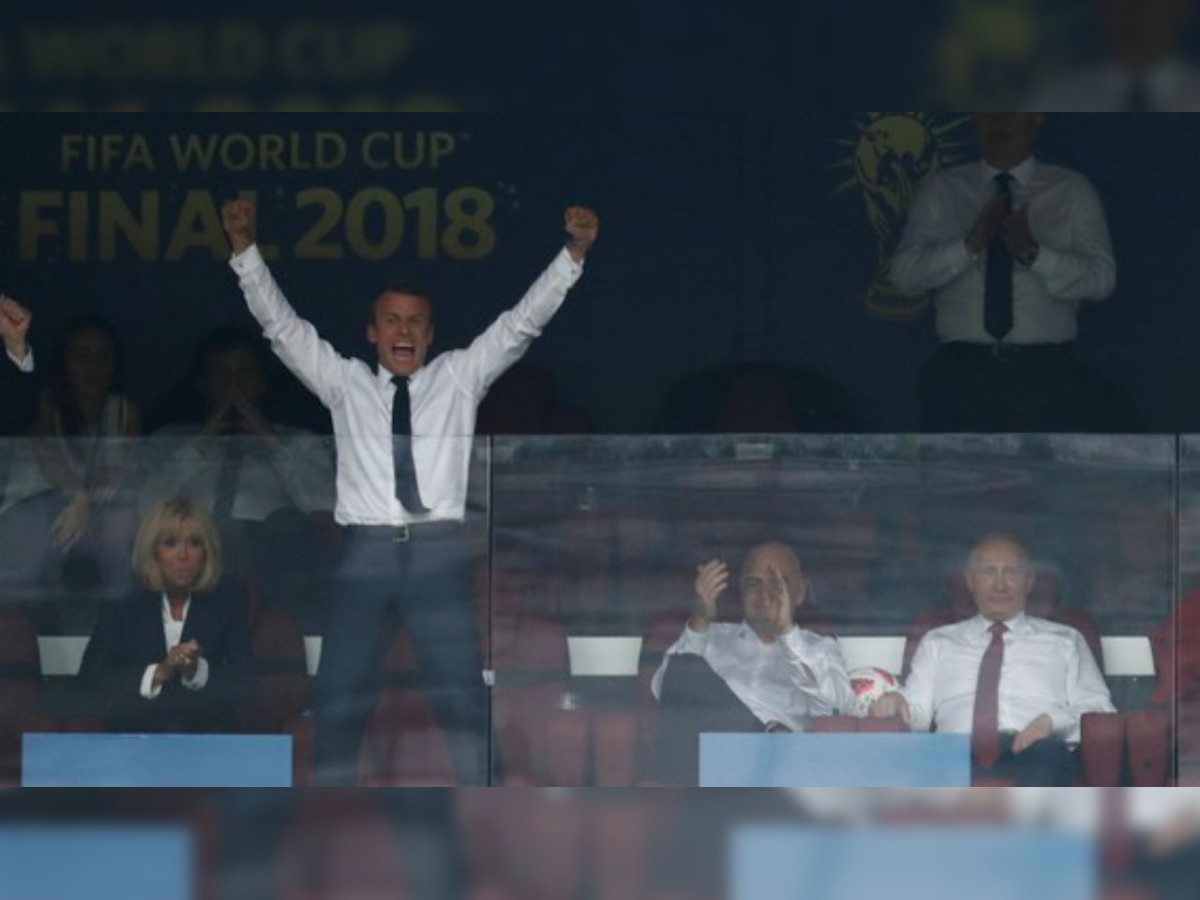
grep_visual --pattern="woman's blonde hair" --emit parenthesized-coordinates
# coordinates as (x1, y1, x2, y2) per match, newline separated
(132, 497, 223, 594)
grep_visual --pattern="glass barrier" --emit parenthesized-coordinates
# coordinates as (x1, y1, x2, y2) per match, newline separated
(2, 788, 1199, 900)
(490, 434, 1178, 789)
(0, 433, 1185, 788)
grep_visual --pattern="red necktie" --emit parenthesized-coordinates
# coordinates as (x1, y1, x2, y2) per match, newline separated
(972, 621, 1008, 769)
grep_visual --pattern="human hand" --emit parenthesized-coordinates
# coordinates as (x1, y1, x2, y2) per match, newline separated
(564, 206, 599, 262)
(1012, 714, 1054, 754)
(766, 565, 795, 636)
(965, 193, 1009, 256)
(869, 692, 912, 723)
(231, 392, 276, 441)
(0, 295, 32, 359)
(176, 640, 203, 680)
(692, 560, 729, 629)
(221, 199, 257, 255)
(1001, 205, 1039, 265)
(52, 493, 91, 550)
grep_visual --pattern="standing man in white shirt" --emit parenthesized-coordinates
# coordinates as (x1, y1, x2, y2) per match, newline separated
(871, 534, 1115, 786)
(650, 541, 856, 784)
(891, 113, 1116, 432)
(0, 296, 36, 437)
(221, 198, 599, 785)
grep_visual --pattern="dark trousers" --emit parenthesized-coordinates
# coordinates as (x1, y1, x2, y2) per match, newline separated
(655, 654, 764, 786)
(974, 732, 1078, 786)
(313, 523, 487, 786)
(921, 342, 1083, 433)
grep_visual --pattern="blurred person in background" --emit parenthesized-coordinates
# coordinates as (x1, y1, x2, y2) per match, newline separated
(80, 497, 255, 733)
(891, 112, 1116, 432)
(143, 326, 333, 620)
(0, 315, 142, 597)
(651, 541, 856, 784)
(872, 535, 1114, 785)
(1029, 0, 1200, 110)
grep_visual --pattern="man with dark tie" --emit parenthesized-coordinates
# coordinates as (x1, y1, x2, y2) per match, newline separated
(221, 198, 600, 785)
(891, 113, 1116, 432)
(0, 296, 36, 437)
(870, 535, 1115, 786)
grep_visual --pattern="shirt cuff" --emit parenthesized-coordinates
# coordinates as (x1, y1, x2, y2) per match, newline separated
(1028, 244, 1064, 281)
(551, 246, 585, 283)
(6, 347, 33, 372)
(229, 243, 266, 276)
(140, 665, 163, 700)
(182, 657, 209, 691)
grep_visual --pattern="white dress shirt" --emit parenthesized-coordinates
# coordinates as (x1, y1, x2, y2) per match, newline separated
(144, 425, 336, 520)
(6, 348, 33, 372)
(230, 245, 584, 525)
(138, 595, 210, 700)
(901, 613, 1115, 746)
(1027, 60, 1200, 112)
(891, 156, 1116, 345)
(650, 621, 857, 732)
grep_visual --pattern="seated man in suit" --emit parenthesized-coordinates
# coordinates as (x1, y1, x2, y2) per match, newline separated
(650, 540, 857, 784)
(80, 497, 256, 733)
(871, 534, 1115, 786)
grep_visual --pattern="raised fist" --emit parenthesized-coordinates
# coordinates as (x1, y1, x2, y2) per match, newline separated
(221, 199, 257, 255)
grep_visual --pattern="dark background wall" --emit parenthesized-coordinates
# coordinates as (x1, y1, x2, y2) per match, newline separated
(1, 114, 1196, 434)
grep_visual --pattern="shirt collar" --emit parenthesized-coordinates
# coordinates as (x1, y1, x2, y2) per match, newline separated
(376, 364, 426, 390)
(161, 594, 192, 624)
(981, 155, 1036, 189)
(972, 611, 1028, 637)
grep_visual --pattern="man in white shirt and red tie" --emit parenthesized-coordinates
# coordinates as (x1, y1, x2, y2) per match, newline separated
(891, 113, 1116, 432)
(650, 541, 856, 784)
(871, 534, 1115, 786)
(221, 198, 599, 785)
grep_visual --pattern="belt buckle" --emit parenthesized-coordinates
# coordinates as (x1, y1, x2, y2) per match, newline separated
(393, 524, 412, 544)
(991, 343, 1015, 362)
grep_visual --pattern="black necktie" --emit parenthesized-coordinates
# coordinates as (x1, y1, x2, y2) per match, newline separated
(984, 173, 1015, 342)
(390, 375, 428, 513)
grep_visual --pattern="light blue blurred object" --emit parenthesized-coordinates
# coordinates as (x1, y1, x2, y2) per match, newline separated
(732, 826, 1095, 900)
(0, 825, 193, 900)
(22, 733, 292, 787)
(700, 733, 971, 787)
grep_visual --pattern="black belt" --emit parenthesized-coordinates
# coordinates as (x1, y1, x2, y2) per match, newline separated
(343, 520, 464, 544)
(939, 341, 1073, 363)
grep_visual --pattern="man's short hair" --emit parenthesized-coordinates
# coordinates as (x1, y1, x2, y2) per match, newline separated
(369, 282, 434, 324)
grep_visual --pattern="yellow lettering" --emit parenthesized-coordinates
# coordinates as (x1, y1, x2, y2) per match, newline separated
(19, 192, 62, 261)
(362, 132, 388, 170)
(61, 135, 84, 172)
(164, 191, 226, 260)
(315, 132, 346, 169)
(98, 192, 159, 261)
(68, 191, 88, 262)
(430, 132, 455, 168)
(125, 135, 155, 171)
(169, 134, 219, 171)
(260, 134, 285, 171)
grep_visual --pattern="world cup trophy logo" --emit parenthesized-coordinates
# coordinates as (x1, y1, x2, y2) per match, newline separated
(834, 113, 971, 319)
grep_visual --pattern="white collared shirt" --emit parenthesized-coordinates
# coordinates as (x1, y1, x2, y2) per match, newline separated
(891, 156, 1116, 345)
(6, 348, 33, 372)
(901, 613, 1115, 745)
(230, 245, 584, 526)
(650, 621, 857, 732)
(138, 595, 210, 699)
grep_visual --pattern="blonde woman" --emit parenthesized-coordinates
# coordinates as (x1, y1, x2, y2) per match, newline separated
(80, 497, 255, 733)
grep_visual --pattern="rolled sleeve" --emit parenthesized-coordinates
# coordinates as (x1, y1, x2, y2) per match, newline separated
(182, 657, 210, 692)
(6, 348, 33, 372)
(139, 665, 162, 700)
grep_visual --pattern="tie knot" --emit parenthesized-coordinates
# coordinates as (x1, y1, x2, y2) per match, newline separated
(994, 172, 1014, 191)
(989, 621, 1008, 638)
(391, 375, 408, 388)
